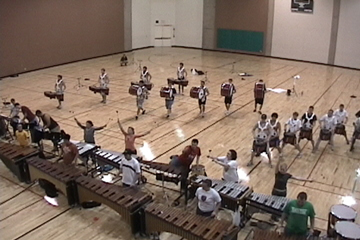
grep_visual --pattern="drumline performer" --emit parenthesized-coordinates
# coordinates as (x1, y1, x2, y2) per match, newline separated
(254, 79, 266, 114)
(223, 78, 236, 115)
(198, 80, 210, 118)
(119, 150, 141, 187)
(299, 106, 317, 150)
(54, 75, 66, 109)
(334, 104, 350, 144)
(269, 113, 283, 158)
(281, 112, 302, 158)
(35, 110, 61, 152)
(170, 139, 201, 191)
(350, 111, 360, 152)
(247, 114, 272, 167)
(20, 104, 41, 145)
(74, 118, 107, 144)
(9, 102, 21, 135)
(177, 62, 187, 94)
(140, 66, 152, 83)
(193, 179, 222, 217)
(99, 68, 110, 104)
(135, 80, 148, 120)
(208, 149, 239, 182)
(164, 81, 176, 118)
(117, 119, 150, 155)
(314, 109, 337, 152)
(120, 54, 128, 66)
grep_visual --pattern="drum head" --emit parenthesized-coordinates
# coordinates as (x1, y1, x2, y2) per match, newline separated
(335, 221, 360, 239)
(331, 204, 357, 220)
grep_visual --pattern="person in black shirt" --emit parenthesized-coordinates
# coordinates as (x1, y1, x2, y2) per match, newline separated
(273, 159, 313, 197)
(299, 106, 317, 150)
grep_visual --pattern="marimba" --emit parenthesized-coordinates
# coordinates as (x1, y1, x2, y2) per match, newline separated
(76, 175, 152, 234)
(59, 140, 98, 159)
(27, 157, 83, 205)
(91, 149, 123, 168)
(246, 192, 291, 217)
(145, 203, 239, 240)
(190, 176, 252, 211)
(141, 160, 182, 184)
(0, 142, 38, 182)
(252, 229, 316, 240)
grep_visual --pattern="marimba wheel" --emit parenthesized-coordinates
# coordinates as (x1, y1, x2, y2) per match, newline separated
(141, 176, 147, 183)
(172, 200, 180, 207)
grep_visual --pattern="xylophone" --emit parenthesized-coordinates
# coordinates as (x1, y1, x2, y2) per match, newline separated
(91, 149, 123, 168)
(76, 175, 152, 234)
(246, 192, 291, 217)
(27, 157, 83, 205)
(190, 175, 252, 211)
(145, 203, 240, 240)
(0, 142, 38, 182)
(59, 140, 99, 159)
(141, 160, 182, 184)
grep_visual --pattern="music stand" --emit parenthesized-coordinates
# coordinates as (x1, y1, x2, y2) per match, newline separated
(202, 71, 210, 83)
(134, 60, 142, 73)
(230, 62, 236, 73)
(74, 78, 87, 91)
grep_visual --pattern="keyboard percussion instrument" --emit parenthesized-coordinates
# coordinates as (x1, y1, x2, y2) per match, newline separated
(246, 192, 291, 217)
(91, 149, 123, 168)
(190, 175, 252, 211)
(141, 160, 181, 184)
(145, 203, 240, 240)
(0, 142, 38, 182)
(27, 157, 83, 205)
(76, 175, 152, 234)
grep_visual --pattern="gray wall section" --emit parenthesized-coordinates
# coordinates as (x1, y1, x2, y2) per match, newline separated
(0, 0, 125, 78)
(328, 0, 340, 65)
(202, 0, 216, 49)
(124, 0, 132, 51)
(265, 0, 275, 56)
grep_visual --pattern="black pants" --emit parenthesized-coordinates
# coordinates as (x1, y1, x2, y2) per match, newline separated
(39, 179, 58, 198)
(196, 207, 213, 217)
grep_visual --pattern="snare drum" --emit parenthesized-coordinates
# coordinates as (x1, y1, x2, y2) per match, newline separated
(190, 87, 200, 99)
(221, 83, 233, 97)
(252, 139, 268, 155)
(160, 87, 172, 98)
(283, 132, 297, 145)
(335, 124, 346, 135)
(191, 164, 205, 176)
(299, 128, 313, 140)
(335, 221, 360, 240)
(129, 85, 139, 96)
(320, 129, 332, 141)
(89, 86, 109, 95)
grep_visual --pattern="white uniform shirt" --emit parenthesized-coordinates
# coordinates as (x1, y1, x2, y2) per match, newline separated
(177, 67, 185, 79)
(268, 120, 279, 137)
(99, 73, 109, 88)
(320, 114, 337, 131)
(120, 157, 141, 186)
(55, 79, 65, 94)
(217, 156, 239, 182)
(334, 109, 348, 124)
(195, 187, 222, 212)
(286, 118, 302, 133)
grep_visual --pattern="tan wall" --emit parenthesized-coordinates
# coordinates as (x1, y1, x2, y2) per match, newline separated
(215, 0, 269, 48)
(0, 0, 125, 77)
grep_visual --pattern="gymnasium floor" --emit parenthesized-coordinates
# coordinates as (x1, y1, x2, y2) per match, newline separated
(0, 47, 360, 239)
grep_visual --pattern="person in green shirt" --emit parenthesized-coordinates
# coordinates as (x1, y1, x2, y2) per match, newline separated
(279, 192, 315, 238)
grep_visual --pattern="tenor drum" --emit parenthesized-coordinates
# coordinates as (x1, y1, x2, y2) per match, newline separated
(160, 87, 172, 98)
(335, 221, 360, 240)
(44, 91, 57, 99)
(221, 83, 233, 97)
(190, 87, 200, 99)
(283, 132, 297, 145)
(330, 204, 357, 226)
(320, 129, 332, 141)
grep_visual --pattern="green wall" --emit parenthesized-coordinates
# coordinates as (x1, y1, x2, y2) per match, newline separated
(217, 29, 264, 53)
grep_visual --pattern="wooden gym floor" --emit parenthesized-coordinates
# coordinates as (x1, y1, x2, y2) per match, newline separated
(0, 47, 360, 239)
